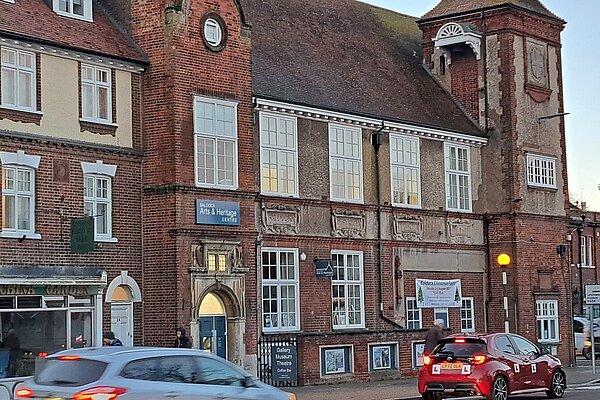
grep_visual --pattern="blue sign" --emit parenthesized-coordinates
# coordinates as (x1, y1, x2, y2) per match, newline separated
(195, 200, 240, 226)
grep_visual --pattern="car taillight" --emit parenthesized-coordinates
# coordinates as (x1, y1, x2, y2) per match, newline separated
(73, 387, 127, 400)
(58, 355, 81, 361)
(455, 338, 466, 343)
(15, 387, 34, 399)
(423, 355, 433, 366)
(473, 354, 487, 365)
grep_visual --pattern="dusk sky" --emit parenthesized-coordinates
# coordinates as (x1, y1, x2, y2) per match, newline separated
(361, 0, 600, 211)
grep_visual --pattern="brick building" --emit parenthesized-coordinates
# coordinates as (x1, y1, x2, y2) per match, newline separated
(0, 0, 146, 377)
(0, 0, 585, 386)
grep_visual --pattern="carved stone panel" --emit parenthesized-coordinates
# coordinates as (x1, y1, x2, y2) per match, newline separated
(392, 215, 423, 242)
(191, 240, 248, 274)
(261, 204, 301, 235)
(526, 38, 548, 88)
(331, 209, 366, 238)
(447, 218, 475, 245)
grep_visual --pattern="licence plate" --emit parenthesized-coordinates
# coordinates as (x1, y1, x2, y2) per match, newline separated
(441, 363, 463, 369)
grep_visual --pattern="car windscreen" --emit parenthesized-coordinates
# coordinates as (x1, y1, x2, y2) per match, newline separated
(433, 340, 487, 357)
(34, 358, 108, 386)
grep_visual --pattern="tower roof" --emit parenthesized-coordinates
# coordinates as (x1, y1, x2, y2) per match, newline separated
(421, 0, 562, 22)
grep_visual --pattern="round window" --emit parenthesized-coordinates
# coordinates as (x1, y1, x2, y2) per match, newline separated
(203, 14, 227, 51)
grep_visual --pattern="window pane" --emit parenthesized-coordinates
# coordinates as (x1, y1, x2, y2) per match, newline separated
(2, 195, 15, 229)
(97, 87, 109, 120)
(82, 83, 95, 119)
(17, 196, 31, 230)
(2, 68, 16, 106)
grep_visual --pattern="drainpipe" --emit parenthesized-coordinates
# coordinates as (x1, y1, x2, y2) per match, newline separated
(372, 124, 402, 328)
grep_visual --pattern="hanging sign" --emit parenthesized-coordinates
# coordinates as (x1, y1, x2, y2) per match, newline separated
(314, 259, 334, 277)
(416, 279, 462, 308)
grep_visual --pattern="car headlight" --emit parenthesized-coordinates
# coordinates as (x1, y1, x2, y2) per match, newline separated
(287, 393, 297, 400)
(586, 341, 593, 347)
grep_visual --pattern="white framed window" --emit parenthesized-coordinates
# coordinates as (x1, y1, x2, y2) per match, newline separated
(461, 297, 475, 333)
(331, 251, 364, 329)
(204, 18, 223, 47)
(390, 134, 420, 207)
(434, 307, 449, 329)
(194, 96, 238, 190)
(1, 47, 36, 111)
(536, 300, 559, 342)
(406, 297, 422, 330)
(329, 124, 363, 203)
(81, 64, 112, 124)
(1, 150, 41, 239)
(260, 113, 298, 197)
(526, 154, 556, 189)
(81, 161, 117, 242)
(581, 236, 588, 267)
(444, 143, 471, 212)
(261, 248, 300, 333)
(53, 0, 92, 22)
(589, 237, 594, 268)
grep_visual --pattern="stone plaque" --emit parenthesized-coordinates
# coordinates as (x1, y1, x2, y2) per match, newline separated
(261, 204, 301, 235)
(392, 215, 423, 241)
(526, 39, 548, 88)
(331, 209, 366, 238)
(447, 218, 474, 245)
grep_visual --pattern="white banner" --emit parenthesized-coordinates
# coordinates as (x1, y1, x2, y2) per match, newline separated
(416, 279, 462, 308)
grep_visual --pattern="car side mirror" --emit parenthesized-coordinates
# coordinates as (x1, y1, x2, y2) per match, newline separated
(539, 347, 550, 356)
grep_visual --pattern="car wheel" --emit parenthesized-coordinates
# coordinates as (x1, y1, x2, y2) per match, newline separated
(546, 370, 566, 398)
(486, 375, 508, 400)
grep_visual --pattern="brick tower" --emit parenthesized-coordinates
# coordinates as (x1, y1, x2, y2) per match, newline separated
(102, 0, 257, 368)
(418, 1, 573, 362)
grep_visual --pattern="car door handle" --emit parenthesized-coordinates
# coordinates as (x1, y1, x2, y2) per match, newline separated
(164, 393, 180, 398)
(216, 394, 227, 400)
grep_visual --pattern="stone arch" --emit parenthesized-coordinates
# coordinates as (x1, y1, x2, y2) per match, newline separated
(194, 282, 241, 318)
(105, 271, 142, 303)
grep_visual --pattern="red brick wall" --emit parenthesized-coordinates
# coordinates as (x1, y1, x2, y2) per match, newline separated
(127, 0, 255, 347)
(0, 136, 144, 343)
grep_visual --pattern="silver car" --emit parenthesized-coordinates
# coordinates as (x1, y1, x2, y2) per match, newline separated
(14, 347, 297, 400)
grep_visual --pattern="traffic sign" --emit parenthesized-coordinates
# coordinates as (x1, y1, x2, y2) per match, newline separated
(585, 285, 600, 305)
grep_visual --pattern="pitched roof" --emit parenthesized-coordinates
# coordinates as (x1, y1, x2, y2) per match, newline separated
(241, 0, 484, 136)
(421, 0, 561, 22)
(0, 0, 146, 63)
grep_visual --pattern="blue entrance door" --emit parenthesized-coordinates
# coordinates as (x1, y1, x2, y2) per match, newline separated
(199, 316, 226, 358)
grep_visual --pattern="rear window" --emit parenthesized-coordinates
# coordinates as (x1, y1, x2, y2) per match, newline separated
(34, 359, 107, 386)
(433, 339, 487, 357)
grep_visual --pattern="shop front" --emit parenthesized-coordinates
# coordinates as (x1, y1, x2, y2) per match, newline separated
(0, 266, 106, 377)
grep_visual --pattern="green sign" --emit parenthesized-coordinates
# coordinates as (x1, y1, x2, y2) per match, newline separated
(71, 217, 95, 254)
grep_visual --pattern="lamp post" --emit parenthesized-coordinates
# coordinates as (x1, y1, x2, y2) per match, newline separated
(498, 253, 511, 333)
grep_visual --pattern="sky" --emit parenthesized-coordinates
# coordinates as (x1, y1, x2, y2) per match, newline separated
(361, 0, 600, 212)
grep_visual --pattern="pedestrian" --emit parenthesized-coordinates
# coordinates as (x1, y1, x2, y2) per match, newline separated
(4, 329, 21, 377)
(103, 331, 123, 346)
(423, 319, 445, 355)
(174, 327, 192, 348)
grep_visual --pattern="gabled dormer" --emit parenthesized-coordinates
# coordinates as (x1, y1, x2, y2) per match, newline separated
(53, 0, 92, 22)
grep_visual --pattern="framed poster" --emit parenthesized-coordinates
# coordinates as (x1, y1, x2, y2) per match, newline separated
(324, 348, 346, 374)
(412, 340, 426, 368)
(372, 345, 391, 370)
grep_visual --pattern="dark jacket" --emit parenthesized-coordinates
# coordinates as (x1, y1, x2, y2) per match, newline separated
(110, 338, 123, 346)
(174, 328, 192, 348)
(424, 325, 444, 354)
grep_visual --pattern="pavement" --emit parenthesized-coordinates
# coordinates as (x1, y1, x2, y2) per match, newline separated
(285, 358, 600, 400)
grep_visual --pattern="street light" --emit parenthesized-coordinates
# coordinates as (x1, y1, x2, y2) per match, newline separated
(498, 253, 511, 333)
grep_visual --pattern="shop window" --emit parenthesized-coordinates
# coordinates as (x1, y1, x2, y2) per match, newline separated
(320, 346, 353, 376)
(368, 343, 398, 371)
(0, 294, 95, 377)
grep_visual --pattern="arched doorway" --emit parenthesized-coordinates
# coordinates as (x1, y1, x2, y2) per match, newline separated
(198, 293, 227, 358)
(105, 271, 142, 346)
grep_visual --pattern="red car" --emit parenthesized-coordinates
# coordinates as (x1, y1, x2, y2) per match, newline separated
(418, 333, 566, 400)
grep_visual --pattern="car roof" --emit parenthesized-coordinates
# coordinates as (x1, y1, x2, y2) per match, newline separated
(49, 347, 238, 366)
